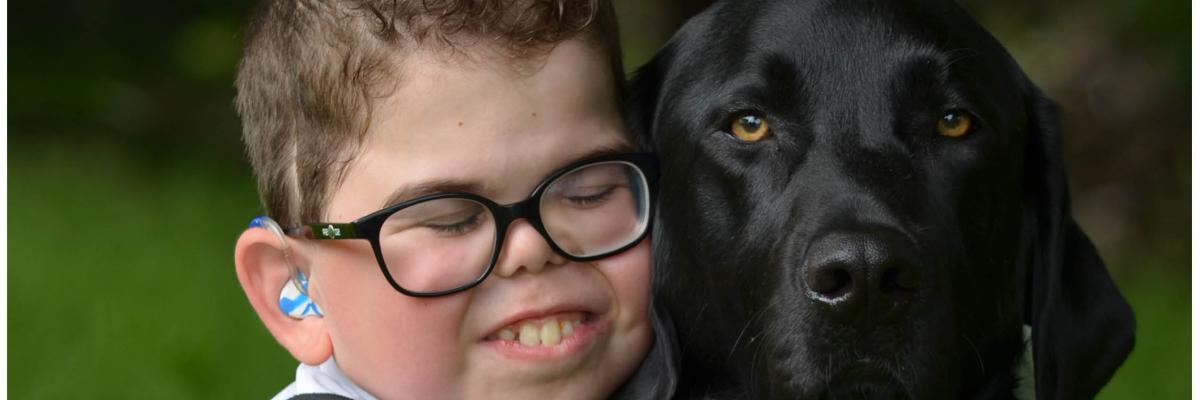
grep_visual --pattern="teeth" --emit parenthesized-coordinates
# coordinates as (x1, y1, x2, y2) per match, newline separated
(519, 323, 539, 347)
(498, 318, 584, 346)
(540, 318, 561, 346)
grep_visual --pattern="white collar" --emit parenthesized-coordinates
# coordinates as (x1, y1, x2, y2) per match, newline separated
(272, 357, 378, 400)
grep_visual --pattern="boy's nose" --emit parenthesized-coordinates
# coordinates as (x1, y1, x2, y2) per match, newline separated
(492, 220, 565, 278)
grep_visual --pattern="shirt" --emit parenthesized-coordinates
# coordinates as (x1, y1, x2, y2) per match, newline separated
(271, 357, 377, 400)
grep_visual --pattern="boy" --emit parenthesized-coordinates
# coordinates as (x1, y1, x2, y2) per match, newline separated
(232, 1, 654, 399)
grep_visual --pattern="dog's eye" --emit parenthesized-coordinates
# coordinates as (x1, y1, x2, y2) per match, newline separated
(729, 112, 771, 142)
(936, 110, 974, 138)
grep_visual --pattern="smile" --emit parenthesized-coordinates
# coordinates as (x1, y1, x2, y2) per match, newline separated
(484, 311, 605, 360)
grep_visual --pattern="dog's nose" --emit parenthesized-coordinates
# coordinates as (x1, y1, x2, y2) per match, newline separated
(801, 231, 920, 324)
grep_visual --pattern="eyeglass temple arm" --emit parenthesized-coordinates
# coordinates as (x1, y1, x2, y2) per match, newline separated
(284, 223, 360, 240)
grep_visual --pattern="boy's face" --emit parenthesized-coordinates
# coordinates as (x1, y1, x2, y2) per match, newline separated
(309, 40, 651, 399)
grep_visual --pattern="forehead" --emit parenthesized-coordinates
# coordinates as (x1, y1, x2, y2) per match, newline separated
(326, 40, 629, 220)
(664, 0, 1021, 98)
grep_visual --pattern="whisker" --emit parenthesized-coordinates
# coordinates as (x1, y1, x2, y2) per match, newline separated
(962, 333, 986, 374)
(748, 332, 768, 394)
(826, 355, 834, 395)
(679, 302, 711, 356)
(727, 299, 775, 361)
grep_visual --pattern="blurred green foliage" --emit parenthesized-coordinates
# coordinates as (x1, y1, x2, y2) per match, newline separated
(10, 139, 293, 398)
(9, 0, 1188, 398)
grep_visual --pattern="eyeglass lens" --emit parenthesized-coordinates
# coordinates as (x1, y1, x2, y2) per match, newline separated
(376, 161, 649, 294)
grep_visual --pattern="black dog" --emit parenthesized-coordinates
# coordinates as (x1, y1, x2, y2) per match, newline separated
(617, 0, 1135, 398)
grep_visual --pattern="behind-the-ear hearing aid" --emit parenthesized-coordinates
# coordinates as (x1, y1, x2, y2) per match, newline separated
(249, 216, 324, 319)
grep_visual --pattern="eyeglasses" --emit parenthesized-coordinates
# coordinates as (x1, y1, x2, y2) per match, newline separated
(285, 153, 657, 297)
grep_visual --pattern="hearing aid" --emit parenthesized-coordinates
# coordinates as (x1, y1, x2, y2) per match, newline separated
(249, 216, 324, 319)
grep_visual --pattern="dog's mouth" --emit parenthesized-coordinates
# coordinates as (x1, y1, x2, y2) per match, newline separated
(825, 383, 909, 400)
(822, 359, 913, 400)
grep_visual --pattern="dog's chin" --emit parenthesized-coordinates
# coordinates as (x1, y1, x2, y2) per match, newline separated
(824, 362, 912, 400)
(825, 383, 909, 400)
(775, 359, 914, 400)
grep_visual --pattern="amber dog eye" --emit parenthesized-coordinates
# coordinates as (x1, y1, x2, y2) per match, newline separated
(936, 110, 974, 138)
(730, 112, 770, 142)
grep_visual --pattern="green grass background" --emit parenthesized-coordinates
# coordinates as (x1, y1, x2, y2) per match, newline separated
(9, 141, 293, 398)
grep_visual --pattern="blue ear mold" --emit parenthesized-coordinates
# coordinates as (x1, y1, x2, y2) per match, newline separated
(279, 271, 323, 319)
(248, 216, 268, 228)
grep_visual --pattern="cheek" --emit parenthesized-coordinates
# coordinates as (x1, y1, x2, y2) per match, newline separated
(595, 239, 651, 325)
(310, 245, 472, 398)
(592, 239, 654, 387)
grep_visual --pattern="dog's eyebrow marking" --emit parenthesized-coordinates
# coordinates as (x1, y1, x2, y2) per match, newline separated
(943, 47, 981, 69)
(891, 42, 973, 84)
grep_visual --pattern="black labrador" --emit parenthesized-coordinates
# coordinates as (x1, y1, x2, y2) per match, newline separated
(617, 0, 1135, 398)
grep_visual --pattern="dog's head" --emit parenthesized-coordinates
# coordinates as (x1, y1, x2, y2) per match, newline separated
(625, 0, 1134, 398)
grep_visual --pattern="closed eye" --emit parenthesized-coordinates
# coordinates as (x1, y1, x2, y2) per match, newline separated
(423, 212, 485, 235)
(564, 185, 618, 206)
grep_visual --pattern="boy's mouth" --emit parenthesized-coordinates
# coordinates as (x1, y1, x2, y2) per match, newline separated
(485, 312, 592, 347)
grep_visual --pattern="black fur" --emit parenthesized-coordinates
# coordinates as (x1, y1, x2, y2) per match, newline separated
(618, 0, 1135, 399)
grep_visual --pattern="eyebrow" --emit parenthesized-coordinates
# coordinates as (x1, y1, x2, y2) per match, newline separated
(378, 142, 637, 209)
(380, 180, 484, 211)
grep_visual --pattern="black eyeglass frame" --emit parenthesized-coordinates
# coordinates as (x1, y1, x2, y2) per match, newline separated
(284, 152, 658, 298)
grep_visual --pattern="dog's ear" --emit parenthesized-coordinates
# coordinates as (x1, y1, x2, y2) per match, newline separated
(610, 51, 682, 400)
(625, 51, 668, 153)
(1023, 87, 1135, 399)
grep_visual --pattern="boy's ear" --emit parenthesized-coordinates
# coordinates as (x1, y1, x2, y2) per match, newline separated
(234, 227, 333, 365)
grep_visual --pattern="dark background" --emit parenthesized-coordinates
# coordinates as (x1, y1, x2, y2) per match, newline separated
(8, 0, 1189, 398)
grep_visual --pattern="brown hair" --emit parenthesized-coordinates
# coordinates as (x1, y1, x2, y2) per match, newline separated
(235, 0, 621, 226)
